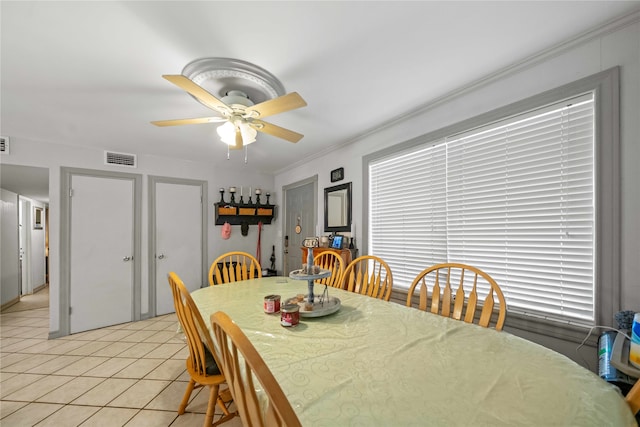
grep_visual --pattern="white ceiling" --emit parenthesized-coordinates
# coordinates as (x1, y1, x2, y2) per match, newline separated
(2, 1, 640, 202)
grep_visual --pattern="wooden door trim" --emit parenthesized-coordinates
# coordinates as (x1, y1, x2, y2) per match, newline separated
(148, 176, 207, 319)
(56, 167, 142, 338)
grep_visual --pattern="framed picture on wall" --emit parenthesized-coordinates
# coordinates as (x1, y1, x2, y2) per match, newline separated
(330, 167, 344, 182)
(34, 207, 43, 229)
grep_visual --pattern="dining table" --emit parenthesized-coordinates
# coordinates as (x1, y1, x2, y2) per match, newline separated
(191, 276, 637, 426)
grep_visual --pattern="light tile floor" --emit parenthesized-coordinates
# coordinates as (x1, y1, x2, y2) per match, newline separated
(1, 290, 242, 426)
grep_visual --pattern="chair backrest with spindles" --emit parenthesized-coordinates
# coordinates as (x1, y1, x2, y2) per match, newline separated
(313, 251, 345, 288)
(168, 272, 218, 377)
(209, 251, 262, 286)
(406, 263, 507, 330)
(342, 255, 393, 301)
(210, 311, 302, 427)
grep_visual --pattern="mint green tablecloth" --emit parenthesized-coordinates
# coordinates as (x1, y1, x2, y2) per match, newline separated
(191, 277, 636, 427)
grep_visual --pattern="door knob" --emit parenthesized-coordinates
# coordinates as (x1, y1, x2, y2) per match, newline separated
(157, 254, 165, 259)
(123, 256, 132, 262)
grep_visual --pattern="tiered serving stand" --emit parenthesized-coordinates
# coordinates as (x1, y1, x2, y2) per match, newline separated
(287, 267, 341, 317)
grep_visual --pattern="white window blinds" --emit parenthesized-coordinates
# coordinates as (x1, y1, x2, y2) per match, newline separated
(369, 93, 595, 324)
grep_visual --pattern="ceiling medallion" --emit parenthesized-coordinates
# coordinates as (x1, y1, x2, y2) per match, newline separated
(181, 57, 285, 106)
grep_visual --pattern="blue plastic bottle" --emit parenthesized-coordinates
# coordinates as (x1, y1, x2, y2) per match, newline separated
(598, 331, 617, 381)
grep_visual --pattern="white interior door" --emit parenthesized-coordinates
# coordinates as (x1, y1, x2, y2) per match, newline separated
(284, 181, 315, 275)
(70, 175, 134, 333)
(154, 181, 203, 315)
(1, 189, 20, 306)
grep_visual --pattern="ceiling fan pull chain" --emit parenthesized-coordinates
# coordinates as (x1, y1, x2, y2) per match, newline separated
(244, 145, 249, 164)
(227, 145, 230, 160)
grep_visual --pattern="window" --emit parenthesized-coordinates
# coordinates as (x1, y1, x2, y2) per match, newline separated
(364, 68, 620, 331)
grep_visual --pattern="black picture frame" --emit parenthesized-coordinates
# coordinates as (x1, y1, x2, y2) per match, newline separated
(324, 182, 352, 233)
(330, 167, 344, 182)
(331, 235, 343, 249)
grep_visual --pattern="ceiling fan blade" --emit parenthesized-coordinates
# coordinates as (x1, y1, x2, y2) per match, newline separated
(162, 75, 231, 114)
(245, 92, 307, 118)
(252, 120, 303, 143)
(151, 117, 225, 127)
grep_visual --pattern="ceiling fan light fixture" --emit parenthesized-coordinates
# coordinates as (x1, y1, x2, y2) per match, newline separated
(217, 121, 236, 145)
(240, 124, 257, 145)
(216, 120, 256, 146)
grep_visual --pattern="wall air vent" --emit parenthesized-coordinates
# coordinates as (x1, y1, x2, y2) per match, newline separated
(0, 136, 9, 154)
(104, 151, 137, 168)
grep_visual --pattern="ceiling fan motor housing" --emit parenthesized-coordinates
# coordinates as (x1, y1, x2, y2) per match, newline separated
(222, 90, 254, 108)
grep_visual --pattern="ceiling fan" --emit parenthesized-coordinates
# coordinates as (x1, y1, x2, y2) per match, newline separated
(152, 74, 307, 150)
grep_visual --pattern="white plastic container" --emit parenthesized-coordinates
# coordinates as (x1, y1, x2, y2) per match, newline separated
(630, 312, 640, 369)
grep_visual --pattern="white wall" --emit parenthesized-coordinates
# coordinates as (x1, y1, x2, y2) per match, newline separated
(2, 11, 638, 355)
(2, 140, 276, 334)
(274, 15, 640, 363)
(1, 188, 20, 306)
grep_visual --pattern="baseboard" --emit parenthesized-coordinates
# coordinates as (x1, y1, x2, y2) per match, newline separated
(33, 283, 48, 293)
(1, 296, 20, 311)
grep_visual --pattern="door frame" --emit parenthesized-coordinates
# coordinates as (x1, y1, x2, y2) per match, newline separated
(148, 175, 207, 318)
(19, 197, 31, 295)
(58, 167, 142, 337)
(282, 175, 317, 275)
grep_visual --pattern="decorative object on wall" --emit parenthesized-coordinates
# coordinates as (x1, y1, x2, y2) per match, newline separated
(330, 167, 344, 182)
(151, 58, 307, 163)
(241, 221, 249, 236)
(215, 186, 276, 226)
(34, 207, 43, 229)
(324, 182, 352, 232)
(221, 222, 231, 239)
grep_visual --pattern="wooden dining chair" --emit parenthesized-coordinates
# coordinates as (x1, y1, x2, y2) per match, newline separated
(626, 378, 640, 415)
(341, 255, 393, 301)
(313, 251, 345, 288)
(168, 272, 238, 427)
(406, 263, 507, 331)
(210, 311, 302, 427)
(209, 251, 262, 286)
